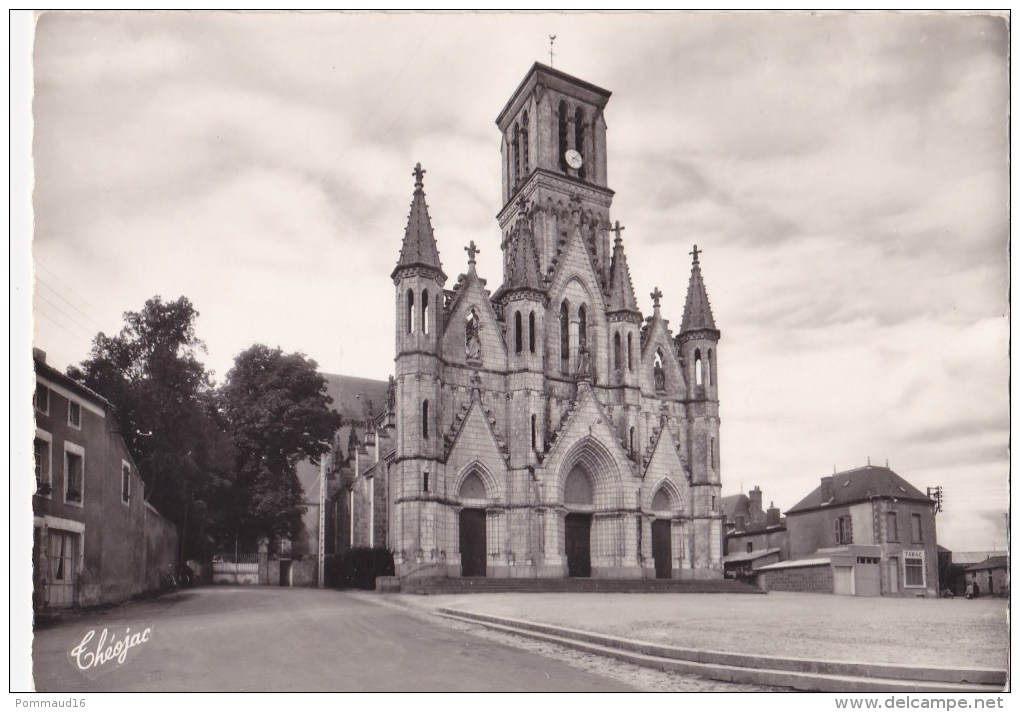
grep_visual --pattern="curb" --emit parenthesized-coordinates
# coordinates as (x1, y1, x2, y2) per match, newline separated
(436, 608, 1007, 693)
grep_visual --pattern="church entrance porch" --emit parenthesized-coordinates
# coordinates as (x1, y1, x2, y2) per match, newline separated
(459, 508, 487, 577)
(565, 513, 592, 578)
(652, 519, 672, 579)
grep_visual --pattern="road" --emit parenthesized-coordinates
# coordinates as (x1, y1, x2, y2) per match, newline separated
(30, 586, 636, 692)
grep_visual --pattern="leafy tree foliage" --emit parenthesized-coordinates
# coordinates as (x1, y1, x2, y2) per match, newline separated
(217, 345, 342, 547)
(69, 296, 230, 559)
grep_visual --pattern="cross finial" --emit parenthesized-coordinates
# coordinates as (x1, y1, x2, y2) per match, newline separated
(690, 244, 701, 265)
(549, 35, 556, 67)
(465, 240, 480, 265)
(651, 286, 663, 309)
(412, 162, 426, 188)
(611, 220, 626, 245)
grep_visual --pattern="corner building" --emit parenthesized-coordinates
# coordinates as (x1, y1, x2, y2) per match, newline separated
(390, 63, 723, 580)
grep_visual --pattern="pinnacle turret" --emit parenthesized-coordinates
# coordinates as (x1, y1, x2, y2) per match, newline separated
(504, 210, 544, 293)
(391, 163, 446, 282)
(607, 221, 639, 314)
(679, 244, 718, 333)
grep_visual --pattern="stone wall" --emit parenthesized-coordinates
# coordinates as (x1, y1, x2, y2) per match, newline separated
(758, 563, 833, 594)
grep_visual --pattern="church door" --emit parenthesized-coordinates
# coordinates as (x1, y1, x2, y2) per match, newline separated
(459, 509, 487, 577)
(565, 513, 592, 578)
(652, 519, 672, 579)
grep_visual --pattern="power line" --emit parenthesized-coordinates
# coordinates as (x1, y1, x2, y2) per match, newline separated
(33, 261, 110, 323)
(35, 276, 108, 332)
(34, 292, 96, 339)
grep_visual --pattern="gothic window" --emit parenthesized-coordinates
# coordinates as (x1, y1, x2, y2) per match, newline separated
(560, 300, 570, 375)
(574, 107, 587, 180)
(528, 311, 536, 354)
(707, 348, 713, 386)
(578, 305, 588, 348)
(422, 400, 430, 439)
(406, 289, 415, 334)
(695, 348, 703, 386)
(629, 426, 635, 456)
(627, 333, 634, 372)
(531, 414, 537, 449)
(421, 289, 429, 335)
(514, 311, 523, 354)
(423, 470, 430, 493)
(653, 350, 666, 391)
(466, 308, 481, 360)
(511, 123, 520, 189)
(520, 111, 530, 177)
(710, 436, 716, 468)
(613, 332, 622, 373)
(558, 101, 569, 172)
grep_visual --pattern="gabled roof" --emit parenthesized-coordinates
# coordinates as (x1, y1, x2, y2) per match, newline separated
(787, 466, 931, 514)
(965, 555, 1008, 572)
(721, 493, 751, 521)
(679, 248, 717, 333)
(391, 164, 446, 281)
(318, 373, 390, 462)
(607, 232, 640, 314)
(953, 551, 1001, 565)
(35, 355, 115, 411)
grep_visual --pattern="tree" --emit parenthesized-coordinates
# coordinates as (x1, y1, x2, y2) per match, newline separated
(217, 345, 342, 547)
(68, 296, 228, 560)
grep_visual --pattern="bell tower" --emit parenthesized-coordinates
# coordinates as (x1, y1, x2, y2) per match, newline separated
(495, 63, 615, 288)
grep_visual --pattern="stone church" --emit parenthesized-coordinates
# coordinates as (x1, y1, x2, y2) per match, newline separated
(383, 62, 724, 581)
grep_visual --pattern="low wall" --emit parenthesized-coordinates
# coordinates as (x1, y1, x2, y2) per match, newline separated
(758, 563, 833, 594)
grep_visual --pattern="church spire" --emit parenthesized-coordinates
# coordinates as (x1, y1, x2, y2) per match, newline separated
(391, 163, 447, 281)
(607, 220, 639, 314)
(680, 244, 718, 333)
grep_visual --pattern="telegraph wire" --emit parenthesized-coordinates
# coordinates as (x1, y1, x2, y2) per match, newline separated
(35, 276, 108, 332)
(34, 292, 97, 339)
(34, 261, 110, 325)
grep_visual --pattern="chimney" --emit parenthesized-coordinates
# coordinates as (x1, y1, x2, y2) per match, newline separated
(749, 485, 764, 521)
(33, 347, 46, 363)
(820, 475, 834, 503)
(766, 501, 781, 526)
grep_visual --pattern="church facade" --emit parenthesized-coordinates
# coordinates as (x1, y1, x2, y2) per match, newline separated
(389, 63, 723, 580)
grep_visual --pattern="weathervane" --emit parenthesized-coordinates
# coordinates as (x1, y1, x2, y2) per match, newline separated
(549, 35, 556, 67)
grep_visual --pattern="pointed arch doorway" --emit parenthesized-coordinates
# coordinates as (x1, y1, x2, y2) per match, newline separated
(564, 464, 594, 578)
(652, 483, 677, 575)
(458, 470, 488, 577)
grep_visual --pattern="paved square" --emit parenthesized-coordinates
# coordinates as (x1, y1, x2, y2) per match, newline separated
(396, 591, 1008, 670)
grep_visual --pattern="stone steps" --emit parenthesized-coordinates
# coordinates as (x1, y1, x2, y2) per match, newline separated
(400, 576, 762, 596)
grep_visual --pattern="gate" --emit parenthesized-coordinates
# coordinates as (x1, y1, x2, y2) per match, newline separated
(459, 509, 487, 577)
(652, 519, 672, 579)
(565, 513, 592, 578)
(212, 552, 259, 584)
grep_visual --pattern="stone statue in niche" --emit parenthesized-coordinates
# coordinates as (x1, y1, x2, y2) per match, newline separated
(466, 308, 482, 361)
(576, 343, 592, 381)
(653, 359, 665, 391)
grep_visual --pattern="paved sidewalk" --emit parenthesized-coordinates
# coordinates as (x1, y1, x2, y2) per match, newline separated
(390, 591, 1008, 670)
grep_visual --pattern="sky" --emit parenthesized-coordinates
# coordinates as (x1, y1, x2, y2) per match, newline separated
(21, 11, 1010, 553)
